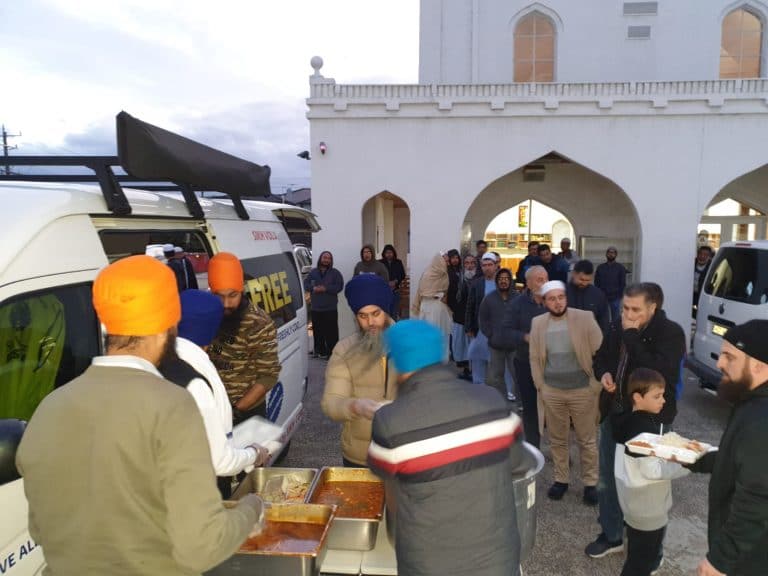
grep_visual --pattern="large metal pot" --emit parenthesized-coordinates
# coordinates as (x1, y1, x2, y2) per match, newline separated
(385, 441, 544, 562)
(513, 442, 545, 562)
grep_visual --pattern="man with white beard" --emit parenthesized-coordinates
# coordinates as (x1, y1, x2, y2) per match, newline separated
(321, 274, 399, 466)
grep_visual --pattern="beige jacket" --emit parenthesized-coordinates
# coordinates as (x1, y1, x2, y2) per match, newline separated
(321, 330, 398, 465)
(16, 361, 256, 576)
(529, 308, 604, 433)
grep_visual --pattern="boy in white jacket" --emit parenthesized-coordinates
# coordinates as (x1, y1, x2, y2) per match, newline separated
(612, 368, 689, 576)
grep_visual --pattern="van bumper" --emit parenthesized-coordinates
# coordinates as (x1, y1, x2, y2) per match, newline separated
(685, 352, 721, 390)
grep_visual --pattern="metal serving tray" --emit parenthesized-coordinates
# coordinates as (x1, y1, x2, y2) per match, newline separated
(306, 467, 385, 551)
(231, 467, 318, 503)
(206, 503, 336, 576)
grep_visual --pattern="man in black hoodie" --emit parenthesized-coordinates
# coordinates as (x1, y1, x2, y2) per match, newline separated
(585, 282, 686, 560)
(689, 320, 768, 576)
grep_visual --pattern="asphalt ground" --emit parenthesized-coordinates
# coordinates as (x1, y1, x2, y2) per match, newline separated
(283, 354, 731, 576)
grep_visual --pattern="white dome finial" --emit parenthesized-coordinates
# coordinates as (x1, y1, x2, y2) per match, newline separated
(310, 56, 324, 77)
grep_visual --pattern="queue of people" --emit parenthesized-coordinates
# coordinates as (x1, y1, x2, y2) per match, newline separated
(15, 240, 768, 576)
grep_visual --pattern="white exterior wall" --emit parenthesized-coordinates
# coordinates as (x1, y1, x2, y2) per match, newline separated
(419, 0, 768, 83)
(308, 76, 768, 338)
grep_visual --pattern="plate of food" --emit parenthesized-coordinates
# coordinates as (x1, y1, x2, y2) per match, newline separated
(626, 431, 715, 464)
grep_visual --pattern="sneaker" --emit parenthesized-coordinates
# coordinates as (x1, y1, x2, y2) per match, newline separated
(650, 556, 664, 575)
(583, 486, 598, 506)
(547, 482, 568, 500)
(506, 392, 517, 402)
(585, 533, 623, 558)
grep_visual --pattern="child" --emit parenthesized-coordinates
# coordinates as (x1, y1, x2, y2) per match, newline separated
(612, 367, 689, 576)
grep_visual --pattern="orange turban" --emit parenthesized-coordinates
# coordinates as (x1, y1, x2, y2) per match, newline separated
(92, 255, 181, 336)
(208, 252, 244, 293)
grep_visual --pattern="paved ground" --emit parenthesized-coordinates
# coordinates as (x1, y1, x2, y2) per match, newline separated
(284, 355, 730, 576)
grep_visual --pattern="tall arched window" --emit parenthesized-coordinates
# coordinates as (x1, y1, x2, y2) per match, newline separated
(720, 8, 763, 78)
(514, 12, 555, 82)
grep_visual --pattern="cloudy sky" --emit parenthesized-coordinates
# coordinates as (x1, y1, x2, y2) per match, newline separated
(1, 1, 420, 192)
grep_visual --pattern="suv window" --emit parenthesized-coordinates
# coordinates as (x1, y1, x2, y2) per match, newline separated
(0, 284, 100, 422)
(241, 252, 304, 328)
(704, 247, 768, 305)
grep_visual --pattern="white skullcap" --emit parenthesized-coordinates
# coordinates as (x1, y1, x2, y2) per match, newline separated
(162, 243, 175, 253)
(481, 252, 498, 262)
(539, 280, 567, 296)
(174, 246, 183, 253)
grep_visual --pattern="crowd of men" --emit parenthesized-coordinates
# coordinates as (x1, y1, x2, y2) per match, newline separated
(13, 238, 767, 576)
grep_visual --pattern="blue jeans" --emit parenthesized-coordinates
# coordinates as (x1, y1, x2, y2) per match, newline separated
(608, 299, 622, 323)
(390, 292, 401, 320)
(598, 418, 624, 542)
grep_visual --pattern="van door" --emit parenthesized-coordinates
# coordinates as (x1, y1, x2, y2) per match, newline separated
(0, 274, 102, 576)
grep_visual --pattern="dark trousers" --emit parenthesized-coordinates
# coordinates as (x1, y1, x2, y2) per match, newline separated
(312, 309, 339, 356)
(513, 357, 540, 448)
(621, 525, 665, 576)
(598, 418, 624, 542)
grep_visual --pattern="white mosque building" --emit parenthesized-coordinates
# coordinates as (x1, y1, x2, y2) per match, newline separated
(307, 0, 768, 336)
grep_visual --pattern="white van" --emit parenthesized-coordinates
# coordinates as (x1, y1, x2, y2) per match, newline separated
(0, 113, 320, 575)
(687, 240, 768, 388)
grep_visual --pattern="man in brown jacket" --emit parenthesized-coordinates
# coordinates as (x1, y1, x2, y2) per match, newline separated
(530, 280, 603, 505)
(206, 252, 280, 425)
(321, 274, 398, 466)
(16, 256, 262, 576)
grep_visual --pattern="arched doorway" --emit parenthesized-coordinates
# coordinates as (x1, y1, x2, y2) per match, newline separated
(361, 191, 411, 317)
(463, 151, 641, 282)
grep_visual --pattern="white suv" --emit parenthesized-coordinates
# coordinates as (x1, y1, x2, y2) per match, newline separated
(687, 240, 768, 388)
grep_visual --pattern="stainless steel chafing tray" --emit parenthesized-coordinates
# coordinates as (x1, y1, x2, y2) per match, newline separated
(306, 467, 385, 551)
(231, 467, 318, 503)
(206, 503, 336, 576)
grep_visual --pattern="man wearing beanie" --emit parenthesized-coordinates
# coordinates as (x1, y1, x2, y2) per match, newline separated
(687, 320, 768, 576)
(530, 280, 603, 504)
(321, 274, 398, 466)
(16, 256, 263, 576)
(206, 252, 280, 425)
(368, 319, 525, 576)
(160, 290, 269, 497)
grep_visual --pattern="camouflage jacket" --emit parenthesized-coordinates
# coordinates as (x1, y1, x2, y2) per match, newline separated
(208, 300, 280, 406)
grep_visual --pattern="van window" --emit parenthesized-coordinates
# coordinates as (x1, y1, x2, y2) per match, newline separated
(704, 247, 768, 305)
(98, 229, 213, 288)
(241, 252, 304, 328)
(0, 284, 100, 422)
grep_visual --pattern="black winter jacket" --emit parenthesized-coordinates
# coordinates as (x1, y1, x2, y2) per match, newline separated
(593, 310, 685, 425)
(566, 283, 609, 333)
(690, 382, 768, 576)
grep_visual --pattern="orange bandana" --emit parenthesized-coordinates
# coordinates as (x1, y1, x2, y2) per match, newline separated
(208, 252, 244, 293)
(92, 255, 181, 336)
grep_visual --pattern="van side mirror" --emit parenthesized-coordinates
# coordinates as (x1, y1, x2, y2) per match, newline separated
(0, 419, 27, 485)
(301, 265, 312, 275)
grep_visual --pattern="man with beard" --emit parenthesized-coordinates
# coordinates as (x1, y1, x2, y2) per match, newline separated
(692, 245, 713, 318)
(206, 252, 280, 425)
(446, 249, 471, 380)
(474, 240, 489, 277)
(595, 246, 627, 322)
(558, 237, 580, 271)
(321, 274, 398, 466)
(465, 252, 500, 383)
(480, 268, 519, 402)
(567, 259, 609, 333)
(537, 243, 570, 283)
(304, 250, 344, 359)
(530, 281, 603, 503)
(380, 244, 406, 319)
(687, 320, 768, 576)
(586, 282, 686, 561)
(354, 244, 389, 282)
(16, 256, 264, 575)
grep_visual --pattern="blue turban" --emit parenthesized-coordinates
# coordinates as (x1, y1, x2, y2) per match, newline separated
(178, 290, 224, 346)
(344, 274, 393, 314)
(384, 319, 444, 374)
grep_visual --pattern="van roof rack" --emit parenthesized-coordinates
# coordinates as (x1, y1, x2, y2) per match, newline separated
(0, 111, 272, 220)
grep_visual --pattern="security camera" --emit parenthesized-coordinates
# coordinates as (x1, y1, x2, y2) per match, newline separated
(319, 142, 327, 155)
